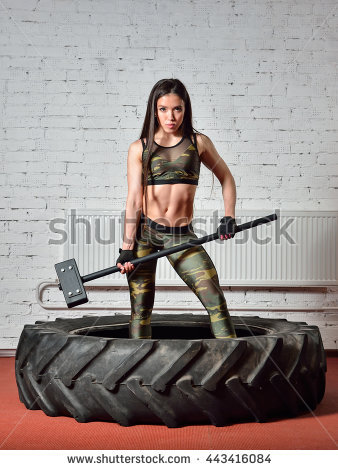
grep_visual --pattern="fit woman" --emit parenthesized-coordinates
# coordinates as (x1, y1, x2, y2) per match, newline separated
(116, 78, 237, 339)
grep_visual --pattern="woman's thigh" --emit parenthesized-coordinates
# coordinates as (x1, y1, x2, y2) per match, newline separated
(163, 230, 224, 298)
(126, 224, 160, 303)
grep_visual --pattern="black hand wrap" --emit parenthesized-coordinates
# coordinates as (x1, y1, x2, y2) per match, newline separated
(217, 216, 237, 239)
(116, 248, 134, 267)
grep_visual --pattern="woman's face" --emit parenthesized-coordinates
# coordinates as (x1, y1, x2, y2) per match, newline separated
(155, 93, 185, 133)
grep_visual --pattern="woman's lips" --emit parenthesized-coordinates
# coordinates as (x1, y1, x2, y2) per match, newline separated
(166, 123, 176, 127)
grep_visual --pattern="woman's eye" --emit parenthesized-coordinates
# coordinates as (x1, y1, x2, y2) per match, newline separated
(159, 107, 182, 111)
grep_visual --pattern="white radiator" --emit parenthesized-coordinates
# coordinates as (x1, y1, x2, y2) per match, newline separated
(62, 210, 338, 287)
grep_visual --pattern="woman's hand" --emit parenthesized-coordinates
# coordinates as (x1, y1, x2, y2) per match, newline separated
(117, 261, 135, 275)
(218, 216, 237, 240)
(116, 249, 135, 275)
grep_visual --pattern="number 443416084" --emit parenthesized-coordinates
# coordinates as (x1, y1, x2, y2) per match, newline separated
(206, 453, 272, 464)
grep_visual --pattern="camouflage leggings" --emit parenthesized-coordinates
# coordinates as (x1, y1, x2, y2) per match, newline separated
(126, 214, 236, 339)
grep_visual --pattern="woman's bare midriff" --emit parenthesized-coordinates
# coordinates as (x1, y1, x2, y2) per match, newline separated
(143, 183, 197, 227)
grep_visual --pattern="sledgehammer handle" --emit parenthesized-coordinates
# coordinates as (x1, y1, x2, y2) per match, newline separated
(235, 213, 278, 233)
(82, 213, 277, 283)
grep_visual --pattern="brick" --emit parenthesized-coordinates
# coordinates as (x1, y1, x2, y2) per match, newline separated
(9, 198, 47, 209)
(0, 245, 10, 255)
(44, 129, 83, 140)
(7, 173, 47, 186)
(5, 128, 44, 139)
(10, 244, 55, 257)
(309, 188, 337, 198)
(7, 221, 50, 233)
(83, 129, 117, 140)
(81, 117, 119, 128)
(5, 105, 45, 117)
(44, 104, 85, 115)
(41, 116, 79, 128)
(0, 208, 53, 221)
(1, 117, 40, 128)
(316, 199, 338, 210)
(317, 154, 338, 165)
(1, 232, 28, 243)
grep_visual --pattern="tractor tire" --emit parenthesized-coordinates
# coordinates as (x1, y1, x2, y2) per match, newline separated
(15, 314, 326, 427)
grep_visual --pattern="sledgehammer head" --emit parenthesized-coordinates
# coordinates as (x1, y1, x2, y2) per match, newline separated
(55, 258, 88, 308)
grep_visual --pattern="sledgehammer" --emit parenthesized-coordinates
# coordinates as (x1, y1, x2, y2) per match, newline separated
(55, 213, 278, 308)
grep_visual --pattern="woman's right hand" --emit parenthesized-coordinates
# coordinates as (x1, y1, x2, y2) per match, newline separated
(117, 261, 135, 275)
(116, 248, 136, 275)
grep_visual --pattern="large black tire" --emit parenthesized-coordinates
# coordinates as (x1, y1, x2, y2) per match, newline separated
(15, 314, 326, 427)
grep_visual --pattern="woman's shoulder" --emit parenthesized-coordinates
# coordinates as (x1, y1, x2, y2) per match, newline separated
(129, 138, 145, 152)
(128, 139, 144, 162)
(190, 132, 209, 156)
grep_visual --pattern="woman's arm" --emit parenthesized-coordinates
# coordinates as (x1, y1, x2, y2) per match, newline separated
(122, 140, 144, 250)
(198, 134, 236, 218)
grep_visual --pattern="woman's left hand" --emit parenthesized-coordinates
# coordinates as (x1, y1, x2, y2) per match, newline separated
(218, 216, 237, 240)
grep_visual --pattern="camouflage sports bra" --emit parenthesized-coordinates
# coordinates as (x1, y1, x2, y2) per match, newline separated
(141, 133, 201, 186)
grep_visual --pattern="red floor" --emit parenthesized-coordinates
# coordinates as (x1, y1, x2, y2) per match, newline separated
(0, 356, 337, 450)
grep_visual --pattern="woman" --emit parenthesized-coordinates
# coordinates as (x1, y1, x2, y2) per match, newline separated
(116, 78, 237, 339)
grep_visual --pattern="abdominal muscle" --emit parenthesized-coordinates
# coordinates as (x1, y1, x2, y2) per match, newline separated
(142, 183, 197, 227)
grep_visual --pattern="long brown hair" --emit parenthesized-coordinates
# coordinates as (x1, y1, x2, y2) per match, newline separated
(139, 78, 214, 223)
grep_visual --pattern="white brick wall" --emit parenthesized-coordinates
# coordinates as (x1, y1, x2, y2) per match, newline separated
(0, 0, 337, 349)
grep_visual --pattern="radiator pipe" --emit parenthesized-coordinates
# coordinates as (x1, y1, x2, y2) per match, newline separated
(36, 281, 338, 312)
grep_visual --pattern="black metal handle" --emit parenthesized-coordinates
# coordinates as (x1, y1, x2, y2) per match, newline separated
(82, 213, 278, 283)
